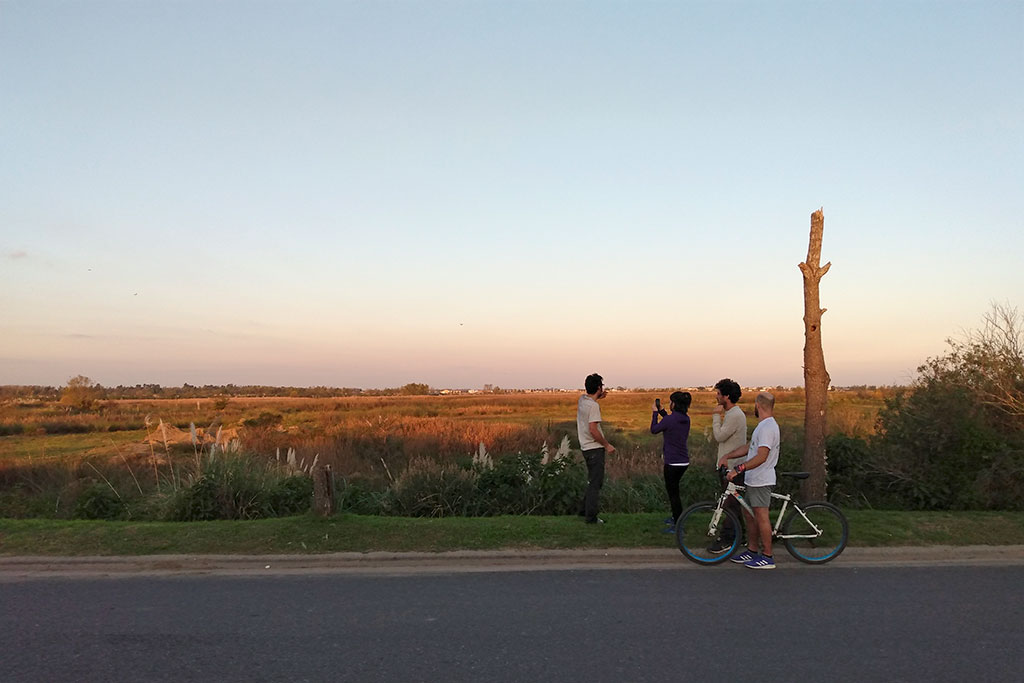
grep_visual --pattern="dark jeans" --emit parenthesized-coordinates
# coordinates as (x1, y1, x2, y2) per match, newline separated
(663, 464, 689, 522)
(719, 469, 745, 541)
(582, 448, 605, 522)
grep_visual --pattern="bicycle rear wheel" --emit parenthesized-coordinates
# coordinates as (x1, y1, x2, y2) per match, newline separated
(782, 501, 849, 564)
(676, 502, 741, 565)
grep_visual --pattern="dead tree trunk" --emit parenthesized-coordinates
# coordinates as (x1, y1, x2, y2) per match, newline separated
(312, 464, 335, 517)
(798, 208, 831, 501)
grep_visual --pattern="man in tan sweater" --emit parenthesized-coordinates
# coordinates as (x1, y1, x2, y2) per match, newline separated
(713, 378, 747, 469)
(710, 378, 747, 553)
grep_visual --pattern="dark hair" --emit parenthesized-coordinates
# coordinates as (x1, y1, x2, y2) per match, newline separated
(714, 378, 741, 404)
(670, 391, 692, 414)
(585, 373, 604, 395)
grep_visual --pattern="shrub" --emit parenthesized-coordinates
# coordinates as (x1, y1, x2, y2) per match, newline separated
(471, 453, 586, 516)
(39, 421, 91, 434)
(268, 475, 314, 516)
(165, 452, 311, 521)
(839, 305, 1024, 510)
(678, 464, 724, 504)
(0, 423, 24, 436)
(392, 459, 476, 517)
(531, 456, 587, 515)
(242, 412, 284, 429)
(338, 477, 396, 515)
(74, 483, 125, 520)
(59, 375, 101, 412)
(872, 378, 1020, 510)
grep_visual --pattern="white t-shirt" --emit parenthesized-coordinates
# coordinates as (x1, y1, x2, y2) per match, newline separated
(577, 394, 603, 450)
(743, 417, 780, 487)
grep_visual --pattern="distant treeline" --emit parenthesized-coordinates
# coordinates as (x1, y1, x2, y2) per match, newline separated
(0, 382, 436, 400)
(0, 383, 896, 402)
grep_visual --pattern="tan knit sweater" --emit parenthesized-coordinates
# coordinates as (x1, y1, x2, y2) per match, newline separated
(713, 405, 747, 465)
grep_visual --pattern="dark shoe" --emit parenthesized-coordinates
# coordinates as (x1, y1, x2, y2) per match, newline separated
(663, 517, 674, 525)
(661, 525, 675, 534)
(707, 539, 730, 554)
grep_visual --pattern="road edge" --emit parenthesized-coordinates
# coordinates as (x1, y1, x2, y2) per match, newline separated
(1, 545, 1022, 580)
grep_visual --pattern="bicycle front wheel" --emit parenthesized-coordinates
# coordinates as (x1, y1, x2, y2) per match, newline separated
(782, 501, 849, 564)
(676, 502, 741, 565)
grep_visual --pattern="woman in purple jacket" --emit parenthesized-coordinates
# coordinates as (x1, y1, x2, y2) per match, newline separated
(651, 391, 692, 531)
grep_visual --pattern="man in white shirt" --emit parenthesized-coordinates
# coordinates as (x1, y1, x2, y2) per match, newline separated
(577, 373, 616, 524)
(723, 392, 781, 570)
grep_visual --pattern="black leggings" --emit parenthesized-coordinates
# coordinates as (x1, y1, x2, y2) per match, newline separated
(663, 464, 689, 522)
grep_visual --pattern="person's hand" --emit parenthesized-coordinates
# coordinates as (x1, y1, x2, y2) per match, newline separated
(652, 401, 660, 412)
(606, 444, 616, 455)
(717, 457, 728, 468)
(713, 404, 724, 415)
(726, 469, 736, 481)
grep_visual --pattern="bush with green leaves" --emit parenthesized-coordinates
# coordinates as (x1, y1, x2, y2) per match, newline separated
(269, 475, 315, 516)
(853, 304, 1024, 510)
(471, 452, 586, 516)
(392, 460, 476, 517)
(337, 477, 396, 515)
(165, 453, 312, 521)
(74, 483, 126, 520)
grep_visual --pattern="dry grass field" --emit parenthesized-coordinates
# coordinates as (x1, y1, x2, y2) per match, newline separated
(0, 390, 886, 480)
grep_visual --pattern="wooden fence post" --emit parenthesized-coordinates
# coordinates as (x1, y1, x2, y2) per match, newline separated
(312, 464, 335, 517)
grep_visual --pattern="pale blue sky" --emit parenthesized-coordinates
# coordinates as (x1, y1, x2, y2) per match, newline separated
(2, 0, 1022, 389)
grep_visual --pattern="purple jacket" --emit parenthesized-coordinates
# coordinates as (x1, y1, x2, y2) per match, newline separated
(651, 410, 690, 466)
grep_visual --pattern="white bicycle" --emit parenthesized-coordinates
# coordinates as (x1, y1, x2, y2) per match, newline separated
(676, 470, 849, 565)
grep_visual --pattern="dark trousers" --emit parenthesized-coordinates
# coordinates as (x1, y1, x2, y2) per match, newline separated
(663, 464, 689, 522)
(582, 448, 605, 522)
(720, 470, 745, 541)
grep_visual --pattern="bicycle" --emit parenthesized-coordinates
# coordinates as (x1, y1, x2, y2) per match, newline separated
(675, 469, 849, 565)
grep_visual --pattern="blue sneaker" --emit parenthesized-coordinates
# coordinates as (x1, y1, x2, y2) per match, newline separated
(661, 525, 675, 534)
(730, 549, 756, 564)
(745, 554, 775, 570)
(663, 517, 674, 525)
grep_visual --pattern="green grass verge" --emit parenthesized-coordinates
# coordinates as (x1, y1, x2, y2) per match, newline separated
(2, 510, 1023, 556)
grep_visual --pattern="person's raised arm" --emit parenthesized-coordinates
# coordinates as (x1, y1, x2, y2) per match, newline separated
(651, 403, 668, 434)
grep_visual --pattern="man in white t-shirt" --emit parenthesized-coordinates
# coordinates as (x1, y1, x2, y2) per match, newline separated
(722, 392, 780, 569)
(576, 373, 616, 524)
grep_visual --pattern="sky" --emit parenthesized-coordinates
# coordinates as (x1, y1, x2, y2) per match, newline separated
(1, 1, 1022, 390)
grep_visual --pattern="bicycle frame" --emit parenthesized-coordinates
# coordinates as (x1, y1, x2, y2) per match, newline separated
(711, 482, 824, 541)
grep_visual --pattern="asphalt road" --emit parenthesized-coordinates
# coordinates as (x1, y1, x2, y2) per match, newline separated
(2, 563, 1021, 682)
